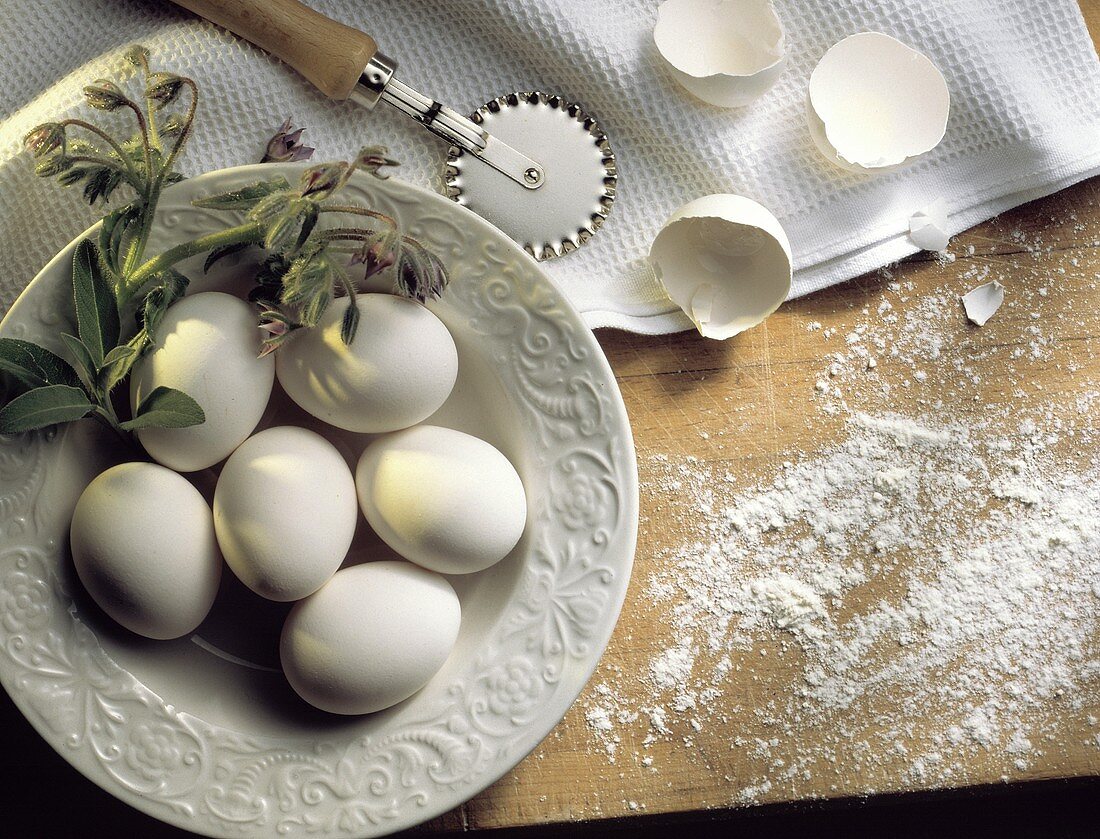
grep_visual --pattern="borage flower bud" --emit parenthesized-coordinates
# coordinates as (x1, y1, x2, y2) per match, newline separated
(159, 113, 185, 137)
(395, 242, 448, 303)
(23, 123, 65, 157)
(124, 45, 150, 71)
(33, 154, 74, 178)
(145, 72, 185, 109)
(257, 309, 299, 358)
(84, 80, 131, 112)
(354, 145, 399, 179)
(349, 228, 398, 278)
(298, 162, 347, 198)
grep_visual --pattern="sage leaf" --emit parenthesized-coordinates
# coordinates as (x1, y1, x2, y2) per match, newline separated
(102, 344, 137, 367)
(0, 385, 93, 433)
(0, 338, 81, 391)
(121, 385, 204, 430)
(73, 239, 120, 365)
(100, 344, 139, 393)
(59, 333, 98, 393)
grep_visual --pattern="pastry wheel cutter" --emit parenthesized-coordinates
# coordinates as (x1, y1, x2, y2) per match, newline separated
(170, 0, 617, 260)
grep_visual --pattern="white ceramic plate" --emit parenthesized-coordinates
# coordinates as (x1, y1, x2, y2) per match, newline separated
(0, 164, 638, 837)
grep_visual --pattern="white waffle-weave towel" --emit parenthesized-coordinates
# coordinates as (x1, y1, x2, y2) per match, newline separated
(2, 0, 1099, 333)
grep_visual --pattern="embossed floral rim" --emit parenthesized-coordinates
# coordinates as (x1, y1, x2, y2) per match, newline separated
(0, 165, 639, 838)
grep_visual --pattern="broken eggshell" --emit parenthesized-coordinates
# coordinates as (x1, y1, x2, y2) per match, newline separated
(909, 199, 950, 252)
(807, 32, 950, 173)
(654, 0, 786, 108)
(962, 280, 1005, 326)
(650, 194, 792, 340)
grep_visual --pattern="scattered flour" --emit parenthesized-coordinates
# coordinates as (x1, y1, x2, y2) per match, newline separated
(585, 410, 1100, 798)
(581, 209, 1100, 806)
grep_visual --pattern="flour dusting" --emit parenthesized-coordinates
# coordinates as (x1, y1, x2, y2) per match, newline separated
(581, 223, 1100, 805)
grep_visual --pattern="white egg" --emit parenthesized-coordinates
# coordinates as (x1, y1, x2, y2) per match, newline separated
(356, 426, 527, 574)
(280, 561, 461, 715)
(130, 291, 274, 472)
(214, 426, 357, 602)
(70, 462, 222, 640)
(276, 293, 458, 433)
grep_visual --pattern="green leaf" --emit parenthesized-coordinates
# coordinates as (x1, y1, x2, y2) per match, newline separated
(121, 385, 204, 430)
(294, 205, 319, 253)
(100, 344, 138, 393)
(82, 166, 124, 205)
(99, 204, 140, 276)
(192, 178, 291, 211)
(102, 344, 137, 367)
(138, 271, 189, 341)
(59, 333, 98, 393)
(0, 385, 93, 433)
(263, 209, 300, 251)
(0, 338, 81, 391)
(72, 239, 120, 365)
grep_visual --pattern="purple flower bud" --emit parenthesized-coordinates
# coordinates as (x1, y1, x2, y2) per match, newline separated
(256, 309, 299, 357)
(261, 118, 315, 164)
(349, 228, 398, 279)
(298, 162, 347, 198)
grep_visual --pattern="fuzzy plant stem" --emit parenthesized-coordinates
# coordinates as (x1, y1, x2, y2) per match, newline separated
(120, 220, 265, 304)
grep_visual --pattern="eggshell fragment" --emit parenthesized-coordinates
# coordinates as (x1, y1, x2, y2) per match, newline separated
(807, 32, 950, 172)
(276, 294, 458, 434)
(649, 194, 792, 340)
(214, 426, 357, 601)
(962, 280, 1004, 326)
(356, 426, 527, 575)
(654, 0, 786, 108)
(70, 462, 222, 640)
(280, 561, 461, 715)
(909, 200, 950, 252)
(130, 292, 274, 472)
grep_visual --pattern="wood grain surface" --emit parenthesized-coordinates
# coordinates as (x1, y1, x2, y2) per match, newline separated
(414, 4, 1100, 833)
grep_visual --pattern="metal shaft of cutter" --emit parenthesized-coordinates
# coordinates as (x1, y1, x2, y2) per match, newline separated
(353, 53, 545, 190)
(381, 78, 487, 153)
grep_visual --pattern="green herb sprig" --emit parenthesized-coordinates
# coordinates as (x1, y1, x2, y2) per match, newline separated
(191, 152, 449, 354)
(0, 46, 451, 437)
(1, 46, 201, 436)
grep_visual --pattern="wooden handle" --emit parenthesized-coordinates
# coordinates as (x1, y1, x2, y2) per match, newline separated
(170, 0, 378, 100)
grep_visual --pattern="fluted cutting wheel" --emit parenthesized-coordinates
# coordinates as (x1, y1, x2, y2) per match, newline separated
(444, 92, 616, 261)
